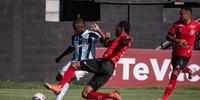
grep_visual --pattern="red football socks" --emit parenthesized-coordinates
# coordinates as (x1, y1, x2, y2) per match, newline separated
(87, 91, 110, 99)
(162, 74, 177, 99)
(59, 66, 76, 87)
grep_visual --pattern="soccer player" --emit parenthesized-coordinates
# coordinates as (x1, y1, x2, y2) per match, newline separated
(54, 18, 109, 100)
(159, 6, 200, 100)
(44, 21, 133, 100)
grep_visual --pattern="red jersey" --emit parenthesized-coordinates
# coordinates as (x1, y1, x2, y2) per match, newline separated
(103, 33, 131, 68)
(169, 20, 200, 57)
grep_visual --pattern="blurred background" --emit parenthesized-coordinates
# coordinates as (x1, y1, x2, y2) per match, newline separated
(0, 0, 200, 82)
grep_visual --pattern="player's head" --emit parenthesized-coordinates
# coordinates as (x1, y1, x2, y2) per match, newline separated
(72, 18, 86, 35)
(179, 6, 193, 23)
(115, 21, 130, 36)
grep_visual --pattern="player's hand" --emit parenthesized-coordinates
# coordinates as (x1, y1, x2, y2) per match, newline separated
(129, 36, 134, 44)
(176, 39, 188, 47)
(105, 32, 111, 39)
(90, 22, 100, 32)
(123, 36, 133, 46)
(55, 57, 61, 63)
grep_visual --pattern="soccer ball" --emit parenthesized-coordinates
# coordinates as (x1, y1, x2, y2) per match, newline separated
(32, 92, 46, 100)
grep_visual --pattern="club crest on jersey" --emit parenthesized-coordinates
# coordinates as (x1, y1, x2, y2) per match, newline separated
(190, 25, 195, 28)
(190, 30, 196, 36)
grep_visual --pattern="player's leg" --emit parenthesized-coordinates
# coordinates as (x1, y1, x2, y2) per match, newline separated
(82, 77, 121, 100)
(55, 61, 88, 100)
(56, 83, 69, 100)
(44, 61, 81, 94)
(161, 69, 181, 100)
(56, 61, 72, 81)
(56, 61, 88, 81)
(82, 85, 121, 100)
(182, 66, 198, 80)
(81, 59, 121, 100)
(55, 61, 72, 100)
(161, 54, 190, 100)
(179, 56, 199, 80)
(182, 67, 193, 79)
(179, 56, 194, 80)
(58, 61, 81, 86)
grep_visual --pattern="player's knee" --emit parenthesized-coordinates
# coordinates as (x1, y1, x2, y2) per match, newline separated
(172, 69, 181, 76)
(82, 87, 93, 99)
(171, 70, 180, 80)
(81, 90, 89, 99)
(82, 85, 94, 99)
(56, 73, 63, 82)
(71, 61, 81, 69)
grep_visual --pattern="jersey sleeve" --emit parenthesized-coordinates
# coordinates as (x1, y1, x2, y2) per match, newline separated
(71, 35, 75, 47)
(168, 24, 177, 35)
(90, 31, 101, 41)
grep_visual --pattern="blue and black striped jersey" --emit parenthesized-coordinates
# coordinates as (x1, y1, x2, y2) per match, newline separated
(71, 30, 101, 61)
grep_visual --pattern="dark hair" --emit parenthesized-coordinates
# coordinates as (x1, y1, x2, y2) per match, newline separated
(72, 18, 85, 27)
(181, 6, 192, 14)
(118, 21, 130, 34)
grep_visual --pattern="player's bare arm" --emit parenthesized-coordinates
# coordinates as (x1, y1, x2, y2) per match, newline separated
(55, 46, 74, 63)
(90, 22, 105, 39)
(123, 36, 133, 46)
(90, 22, 110, 46)
(167, 33, 188, 47)
(90, 22, 110, 39)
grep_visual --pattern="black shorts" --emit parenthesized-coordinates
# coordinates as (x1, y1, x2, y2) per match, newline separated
(171, 54, 190, 70)
(80, 58, 114, 91)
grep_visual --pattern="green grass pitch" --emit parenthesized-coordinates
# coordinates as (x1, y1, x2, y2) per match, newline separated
(0, 82, 199, 100)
